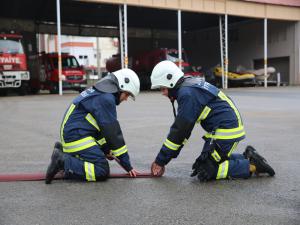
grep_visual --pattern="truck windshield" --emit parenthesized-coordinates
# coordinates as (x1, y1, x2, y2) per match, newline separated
(53, 56, 80, 69)
(0, 39, 24, 54)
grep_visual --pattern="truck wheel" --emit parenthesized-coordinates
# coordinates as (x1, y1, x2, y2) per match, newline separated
(30, 87, 40, 95)
(18, 82, 30, 96)
(49, 82, 59, 94)
(0, 89, 7, 96)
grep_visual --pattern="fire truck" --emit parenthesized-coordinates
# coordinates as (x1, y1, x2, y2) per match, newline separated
(0, 33, 30, 95)
(29, 52, 87, 94)
(106, 48, 202, 89)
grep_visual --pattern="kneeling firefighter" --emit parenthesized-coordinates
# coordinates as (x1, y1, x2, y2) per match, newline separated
(45, 68, 140, 184)
(150, 60, 275, 181)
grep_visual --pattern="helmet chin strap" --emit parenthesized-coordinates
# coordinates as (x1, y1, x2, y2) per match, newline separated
(168, 91, 177, 118)
(114, 92, 121, 105)
(170, 98, 177, 118)
(167, 76, 185, 119)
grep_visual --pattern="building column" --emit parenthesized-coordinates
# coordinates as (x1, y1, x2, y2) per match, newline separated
(293, 21, 300, 85)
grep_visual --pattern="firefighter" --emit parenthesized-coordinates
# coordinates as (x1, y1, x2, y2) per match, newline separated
(45, 68, 140, 184)
(150, 60, 275, 181)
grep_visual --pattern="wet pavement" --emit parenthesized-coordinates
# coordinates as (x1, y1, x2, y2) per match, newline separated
(0, 86, 299, 225)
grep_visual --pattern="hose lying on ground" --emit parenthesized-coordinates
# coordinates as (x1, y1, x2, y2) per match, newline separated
(0, 171, 154, 182)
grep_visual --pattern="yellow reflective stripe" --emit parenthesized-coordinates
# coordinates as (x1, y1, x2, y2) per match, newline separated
(215, 126, 244, 133)
(204, 126, 245, 140)
(64, 136, 95, 147)
(197, 106, 211, 122)
(182, 138, 188, 145)
(218, 91, 242, 127)
(163, 139, 180, 151)
(60, 104, 76, 143)
(227, 142, 238, 157)
(97, 138, 107, 146)
(84, 161, 96, 181)
(111, 145, 128, 156)
(85, 113, 100, 131)
(63, 136, 97, 153)
(211, 150, 221, 162)
(201, 91, 245, 140)
(216, 160, 229, 179)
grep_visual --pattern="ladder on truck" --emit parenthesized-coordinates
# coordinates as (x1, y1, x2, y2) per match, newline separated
(119, 5, 128, 69)
(219, 15, 228, 89)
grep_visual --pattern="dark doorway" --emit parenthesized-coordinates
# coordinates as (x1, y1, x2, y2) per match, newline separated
(254, 56, 289, 84)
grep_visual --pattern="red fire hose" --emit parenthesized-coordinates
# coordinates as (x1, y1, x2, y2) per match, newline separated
(0, 156, 155, 182)
(0, 172, 154, 182)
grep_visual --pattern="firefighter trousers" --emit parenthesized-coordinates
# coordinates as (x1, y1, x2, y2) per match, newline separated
(201, 140, 250, 180)
(63, 145, 110, 181)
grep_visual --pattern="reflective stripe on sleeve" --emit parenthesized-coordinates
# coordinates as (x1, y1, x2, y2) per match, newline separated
(163, 139, 180, 151)
(111, 145, 128, 157)
(97, 138, 107, 146)
(63, 136, 97, 153)
(197, 106, 211, 122)
(85, 113, 100, 131)
(84, 161, 96, 181)
(216, 160, 229, 179)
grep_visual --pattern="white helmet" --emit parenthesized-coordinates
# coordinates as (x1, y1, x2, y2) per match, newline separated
(113, 68, 140, 100)
(151, 60, 184, 89)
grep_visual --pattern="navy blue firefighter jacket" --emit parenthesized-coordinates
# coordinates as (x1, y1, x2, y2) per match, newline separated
(60, 87, 133, 171)
(155, 78, 246, 166)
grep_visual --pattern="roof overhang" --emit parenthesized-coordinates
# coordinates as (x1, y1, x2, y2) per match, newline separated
(244, 0, 300, 7)
(81, 0, 300, 21)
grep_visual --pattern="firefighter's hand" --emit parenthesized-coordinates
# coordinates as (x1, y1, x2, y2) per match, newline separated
(105, 151, 114, 161)
(151, 162, 165, 177)
(128, 169, 138, 177)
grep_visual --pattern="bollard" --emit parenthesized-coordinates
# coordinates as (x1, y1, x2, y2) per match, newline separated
(277, 72, 281, 87)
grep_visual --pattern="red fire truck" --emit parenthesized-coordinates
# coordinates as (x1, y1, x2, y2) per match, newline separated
(106, 48, 202, 89)
(0, 33, 30, 95)
(29, 52, 87, 94)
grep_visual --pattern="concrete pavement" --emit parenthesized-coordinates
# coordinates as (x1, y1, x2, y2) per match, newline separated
(0, 87, 299, 225)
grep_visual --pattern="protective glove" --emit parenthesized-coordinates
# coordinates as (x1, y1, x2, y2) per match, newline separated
(191, 152, 216, 182)
(196, 166, 211, 182)
(190, 151, 209, 177)
(191, 159, 201, 177)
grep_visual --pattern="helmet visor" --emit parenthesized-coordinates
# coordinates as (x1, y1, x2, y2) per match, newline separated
(151, 84, 162, 89)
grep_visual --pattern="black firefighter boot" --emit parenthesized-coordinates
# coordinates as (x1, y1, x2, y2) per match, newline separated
(45, 142, 65, 184)
(243, 145, 275, 176)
